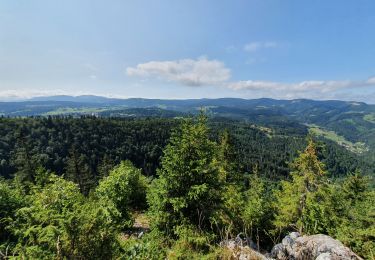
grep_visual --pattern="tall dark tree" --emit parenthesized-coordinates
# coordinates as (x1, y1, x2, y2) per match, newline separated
(148, 114, 226, 236)
(65, 146, 94, 195)
(273, 139, 326, 234)
(12, 126, 39, 185)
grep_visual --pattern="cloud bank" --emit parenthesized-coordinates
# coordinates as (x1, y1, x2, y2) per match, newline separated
(227, 79, 355, 93)
(126, 58, 375, 101)
(244, 41, 278, 52)
(126, 57, 230, 86)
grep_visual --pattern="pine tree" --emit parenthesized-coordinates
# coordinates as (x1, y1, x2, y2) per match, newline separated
(242, 166, 270, 241)
(13, 126, 39, 185)
(65, 146, 94, 196)
(217, 129, 241, 183)
(273, 139, 326, 234)
(97, 154, 116, 179)
(147, 114, 226, 236)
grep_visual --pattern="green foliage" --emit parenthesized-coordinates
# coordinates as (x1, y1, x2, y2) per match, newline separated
(1, 115, 370, 186)
(0, 179, 24, 248)
(216, 183, 245, 238)
(65, 146, 95, 196)
(119, 231, 168, 260)
(96, 160, 149, 228)
(0, 114, 374, 258)
(0, 117, 178, 186)
(273, 142, 374, 258)
(298, 173, 375, 258)
(11, 174, 83, 258)
(148, 115, 227, 237)
(62, 198, 120, 259)
(330, 174, 375, 258)
(6, 173, 121, 259)
(241, 168, 274, 246)
(273, 139, 326, 234)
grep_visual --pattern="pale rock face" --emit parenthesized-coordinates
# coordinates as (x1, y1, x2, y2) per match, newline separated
(316, 252, 333, 260)
(270, 233, 363, 260)
(221, 232, 361, 260)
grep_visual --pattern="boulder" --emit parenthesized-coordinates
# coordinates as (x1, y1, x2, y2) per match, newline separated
(221, 235, 271, 260)
(270, 233, 363, 260)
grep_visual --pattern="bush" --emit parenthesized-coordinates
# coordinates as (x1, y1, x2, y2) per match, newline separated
(10, 174, 121, 259)
(96, 160, 149, 228)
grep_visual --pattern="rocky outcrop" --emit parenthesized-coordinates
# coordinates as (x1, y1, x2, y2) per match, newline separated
(221, 233, 362, 260)
(269, 232, 363, 260)
(220, 235, 270, 260)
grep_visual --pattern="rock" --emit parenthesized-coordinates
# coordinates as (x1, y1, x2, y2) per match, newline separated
(316, 252, 333, 260)
(270, 233, 363, 260)
(270, 243, 287, 259)
(289, 232, 301, 240)
(221, 235, 271, 260)
(281, 234, 295, 255)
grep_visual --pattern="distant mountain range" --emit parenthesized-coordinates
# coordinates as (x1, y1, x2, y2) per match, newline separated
(1, 95, 375, 156)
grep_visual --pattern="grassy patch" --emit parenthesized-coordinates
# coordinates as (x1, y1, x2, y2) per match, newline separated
(43, 106, 122, 115)
(364, 113, 375, 124)
(308, 124, 369, 154)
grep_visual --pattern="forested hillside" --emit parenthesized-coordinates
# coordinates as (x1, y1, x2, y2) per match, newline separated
(0, 114, 374, 259)
(1, 116, 373, 185)
(2, 97, 375, 157)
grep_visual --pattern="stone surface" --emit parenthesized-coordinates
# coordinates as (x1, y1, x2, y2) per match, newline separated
(222, 232, 362, 260)
(270, 233, 363, 260)
(221, 236, 271, 260)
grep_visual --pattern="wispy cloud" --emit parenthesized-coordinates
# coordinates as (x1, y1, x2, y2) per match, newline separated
(243, 41, 278, 52)
(366, 77, 375, 84)
(0, 89, 70, 101)
(126, 57, 231, 86)
(226, 78, 375, 100)
(227, 79, 354, 93)
(126, 58, 375, 101)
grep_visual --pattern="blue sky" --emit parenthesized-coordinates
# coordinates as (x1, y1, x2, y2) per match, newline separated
(1, 0, 375, 102)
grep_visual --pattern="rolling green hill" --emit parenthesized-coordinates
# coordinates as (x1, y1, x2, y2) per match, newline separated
(1, 97, 375, 164)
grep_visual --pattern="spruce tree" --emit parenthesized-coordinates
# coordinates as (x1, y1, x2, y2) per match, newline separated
(147, 114, 226, 236)
(65, 146, 94, 196)
(13, 126, 39, 185)
(273, 139, 326, 234)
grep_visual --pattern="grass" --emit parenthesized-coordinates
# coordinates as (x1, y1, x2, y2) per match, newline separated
(364, 113, 375, 124)
(42, 106, 126, 115)
(308, 124, 369, 154)
(251, 124, 273, 137)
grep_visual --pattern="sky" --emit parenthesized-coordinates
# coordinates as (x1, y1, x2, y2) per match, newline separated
(1, 0, 375, 103)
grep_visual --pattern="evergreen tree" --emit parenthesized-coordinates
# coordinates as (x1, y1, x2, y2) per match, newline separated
(217, 129, 241, 183)
(242, 165, 273, 246)
(147, 114, 226, 236)
(341, 171, 369, 202)
(12, 127, 39, 186)
(97, 154, 116, 179)
(334, 174, 375, 259)
(65, 146, 94, 195)
(273, 139, 326, 234)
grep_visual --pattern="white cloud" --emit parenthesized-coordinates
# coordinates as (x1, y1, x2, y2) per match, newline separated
(0, 89, 70, 101)
(126, 57, 230, 86)
(126, 57, 375, 102)
(244, 41, 278, 52)
(226, 78, 375, 100)
(227, 80, 354, 92)
(366, 77, 375, 84)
